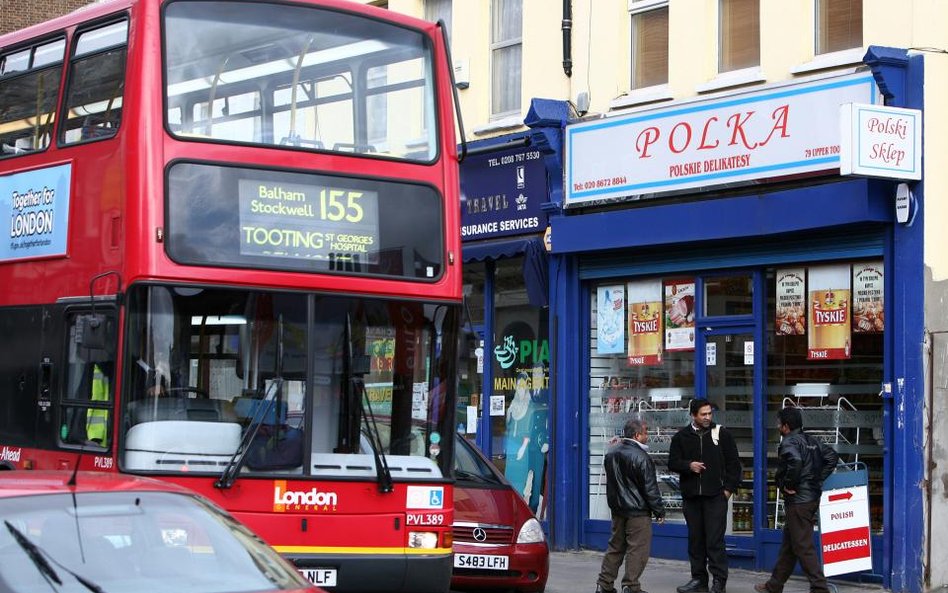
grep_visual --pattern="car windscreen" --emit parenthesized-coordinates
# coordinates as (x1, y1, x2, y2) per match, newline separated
(0, 490, 307, 593)
(454, 436, 504, 486)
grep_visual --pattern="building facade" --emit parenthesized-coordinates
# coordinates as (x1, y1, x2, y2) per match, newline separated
(356, 2, 948, 592)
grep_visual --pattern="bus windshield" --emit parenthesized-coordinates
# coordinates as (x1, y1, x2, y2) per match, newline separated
(121, 285, 458, 481)
(163, 0, 438, 161)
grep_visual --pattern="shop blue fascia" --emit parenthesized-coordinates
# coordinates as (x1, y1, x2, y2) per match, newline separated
(541, 47, 925, 593)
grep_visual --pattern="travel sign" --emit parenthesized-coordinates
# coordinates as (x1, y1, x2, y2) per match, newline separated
(564, 72, 880, 206)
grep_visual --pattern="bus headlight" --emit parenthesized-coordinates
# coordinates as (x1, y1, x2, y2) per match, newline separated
(408, 531, 439, 549)
(516, 518, 546, 544)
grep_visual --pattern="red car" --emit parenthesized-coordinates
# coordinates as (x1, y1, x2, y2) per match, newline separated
(452, 435, 549, 593)
(0, 471, 322, 593)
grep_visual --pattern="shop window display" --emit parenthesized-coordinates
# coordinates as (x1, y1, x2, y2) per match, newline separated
(588, 262, 885, 535)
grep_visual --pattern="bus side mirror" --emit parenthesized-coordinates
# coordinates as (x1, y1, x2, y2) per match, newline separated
(76, 314, 107, 351)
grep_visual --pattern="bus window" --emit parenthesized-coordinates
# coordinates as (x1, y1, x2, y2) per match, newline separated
(163, 1, 437, 161)
(60, 20, 128, 144)
(61, 311, 116, 448)
(0, 38, 65, 156)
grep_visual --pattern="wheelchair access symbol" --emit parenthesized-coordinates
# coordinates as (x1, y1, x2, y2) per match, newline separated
(429, 489, 443, 507)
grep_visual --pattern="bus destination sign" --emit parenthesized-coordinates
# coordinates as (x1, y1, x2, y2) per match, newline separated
(238, 179, 379, 265)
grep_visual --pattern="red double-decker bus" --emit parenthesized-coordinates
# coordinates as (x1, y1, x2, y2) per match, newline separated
(0, 1, 462, 591)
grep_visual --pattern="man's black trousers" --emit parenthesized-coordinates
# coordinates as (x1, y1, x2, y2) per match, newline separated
(682, 493, 729, 583)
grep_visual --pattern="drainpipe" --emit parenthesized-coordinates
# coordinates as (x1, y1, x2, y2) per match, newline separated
(561, 0, 572, 77)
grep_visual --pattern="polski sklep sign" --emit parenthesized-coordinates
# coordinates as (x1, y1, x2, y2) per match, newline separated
(839, 103, 922, 180)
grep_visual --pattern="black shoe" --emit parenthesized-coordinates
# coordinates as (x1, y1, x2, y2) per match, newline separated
(595, 585, 615, 593)
(677, 579, 709, 593)
(621, 588, 647, 593)
(710, 580, 726, 593)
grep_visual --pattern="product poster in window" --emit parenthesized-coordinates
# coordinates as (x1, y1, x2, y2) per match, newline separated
(664, 279, 695, 352)
(808, 265, 851, 360)
(627, 279, 663, 365)
(852, 262, 884, 333)
(775, 268, 806, 335)
(596, 285, 626, 354)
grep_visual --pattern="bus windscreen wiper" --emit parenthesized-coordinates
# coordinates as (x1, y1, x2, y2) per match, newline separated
(355, 377, 393, 493)
(5, 520, 106, 593)
(215, 378, 281, 489)
(345, 312, 393, 493)
(216, 315, 285, 490)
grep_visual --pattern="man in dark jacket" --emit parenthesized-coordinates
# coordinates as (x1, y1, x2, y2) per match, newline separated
(668, 399, 742, 593)
(595, 418, 665, 593)
(755, 406, 839, 593)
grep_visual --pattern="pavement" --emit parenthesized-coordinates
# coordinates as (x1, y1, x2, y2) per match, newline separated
(545, 550, 883, 593)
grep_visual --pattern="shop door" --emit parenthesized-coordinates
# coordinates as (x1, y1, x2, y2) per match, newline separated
(702, 329, 757, 540)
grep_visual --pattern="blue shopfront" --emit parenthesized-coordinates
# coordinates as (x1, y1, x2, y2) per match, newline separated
(456, 101, 567, 522)
(543, 48, 925, 593)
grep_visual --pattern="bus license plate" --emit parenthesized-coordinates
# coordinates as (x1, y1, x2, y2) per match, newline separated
(299, 568, 337, 587)
(454, 553, 509, 570)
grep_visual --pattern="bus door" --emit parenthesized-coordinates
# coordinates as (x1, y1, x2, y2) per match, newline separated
(53, 305, 119, 456)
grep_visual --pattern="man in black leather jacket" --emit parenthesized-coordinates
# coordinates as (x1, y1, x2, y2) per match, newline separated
(595, 418, 665, 593)
(669, 399, 742, 593)
(755, 406, 839, 593)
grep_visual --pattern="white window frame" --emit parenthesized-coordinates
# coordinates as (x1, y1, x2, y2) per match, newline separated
(696, 0, 763, 94)
(490, 0, 522, 119)
(628, 0, 669, 94)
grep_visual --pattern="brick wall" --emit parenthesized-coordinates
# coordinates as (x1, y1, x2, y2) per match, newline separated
(0, 0, 97, 37)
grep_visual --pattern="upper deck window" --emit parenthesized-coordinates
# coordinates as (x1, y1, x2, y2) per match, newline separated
(60, 20, 128, 145)
(0, 38, 65, 157)
(163, 1, 438, 162)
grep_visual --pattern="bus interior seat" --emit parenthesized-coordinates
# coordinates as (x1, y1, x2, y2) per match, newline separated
(233, 397, 286, 425)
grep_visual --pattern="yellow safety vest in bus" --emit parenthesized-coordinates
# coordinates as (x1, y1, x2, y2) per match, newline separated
(86, 364, 110, 445)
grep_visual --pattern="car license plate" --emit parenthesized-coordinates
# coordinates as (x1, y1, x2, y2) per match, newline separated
(299, 568, 337, 587)
(454, 553, 509, 570)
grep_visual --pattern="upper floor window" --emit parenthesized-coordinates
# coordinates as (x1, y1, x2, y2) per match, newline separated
(61, 20, 128, 144)
(490, 0, 522, 117)
(629, 0, 669, 89)
(816, 0, 862, 54)
(719, 0, 759, 73)
(0, 37, 65, 156)
(425, 0, 453, 33)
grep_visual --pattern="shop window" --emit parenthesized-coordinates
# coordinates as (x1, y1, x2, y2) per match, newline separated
(703, 273, 753, 317)
(490, 0, 522, 117)
(589, 278, 696, 524)
(765, 263, 884, 532)
(491, 257, 549, 518)
(816, 0, 862, 55)
(587, 261, 884, 534)
(630, 0, 669, 90)
(458, 263, 486, 439)
(718, 0, 759, 73)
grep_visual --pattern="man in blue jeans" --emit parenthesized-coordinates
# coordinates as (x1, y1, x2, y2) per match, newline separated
(755, 406, 838, 593)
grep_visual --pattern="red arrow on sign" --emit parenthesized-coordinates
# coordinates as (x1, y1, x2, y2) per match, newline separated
(828, 491, 853, 502)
